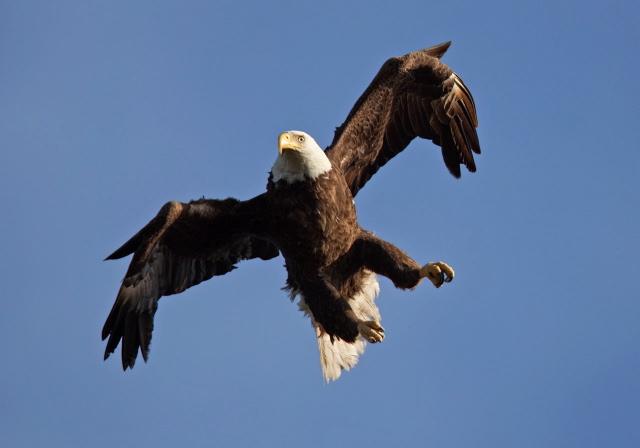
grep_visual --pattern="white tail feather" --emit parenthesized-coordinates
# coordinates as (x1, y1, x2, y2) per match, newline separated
(292, 270, 381, 382)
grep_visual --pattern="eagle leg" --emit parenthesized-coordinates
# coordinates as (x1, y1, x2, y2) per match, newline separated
(357, 320, 385, 343)
(291, 272, 361, 342)
(419, 262, 455, 288)
(348, 233, 455, 290)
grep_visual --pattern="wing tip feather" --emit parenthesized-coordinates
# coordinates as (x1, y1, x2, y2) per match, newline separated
(421, 41, 452, 59)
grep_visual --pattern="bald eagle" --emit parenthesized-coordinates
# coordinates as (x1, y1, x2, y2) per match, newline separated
(102, 42, 480, 381)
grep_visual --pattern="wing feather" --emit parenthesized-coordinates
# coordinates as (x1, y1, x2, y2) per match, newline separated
(325, 42, 481, 196)
(102, 195, 279, 369)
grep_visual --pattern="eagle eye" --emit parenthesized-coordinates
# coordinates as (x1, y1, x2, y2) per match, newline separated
(298, 136, 305, 143)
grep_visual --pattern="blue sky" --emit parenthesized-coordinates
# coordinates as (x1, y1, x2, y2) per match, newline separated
(1, 1, 639, 446)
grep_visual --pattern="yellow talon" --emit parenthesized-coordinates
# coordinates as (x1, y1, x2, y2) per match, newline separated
(420, 262, 455, 287)
(357, 320, 385, 343)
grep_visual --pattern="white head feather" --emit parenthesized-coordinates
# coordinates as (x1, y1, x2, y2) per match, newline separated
(271, 131, 332, 183)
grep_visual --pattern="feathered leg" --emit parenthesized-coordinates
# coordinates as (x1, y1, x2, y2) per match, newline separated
(352, 232, 455, 289)
(288, 269, 382, 381)
(293, 272, 360, 343)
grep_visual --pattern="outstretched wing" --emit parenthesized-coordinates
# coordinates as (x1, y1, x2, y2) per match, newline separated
(102, 195, 279, 370)
(325, 42, 481, 197)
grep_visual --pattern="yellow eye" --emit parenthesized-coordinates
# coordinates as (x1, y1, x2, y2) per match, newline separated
(298, 136, 305, 143)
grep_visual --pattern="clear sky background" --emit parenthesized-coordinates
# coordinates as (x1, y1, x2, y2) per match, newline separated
(1, 1, 639, 447)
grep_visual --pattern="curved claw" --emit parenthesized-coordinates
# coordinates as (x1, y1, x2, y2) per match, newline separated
(420, 262, 455, 288)
(357, 320, 385, 343)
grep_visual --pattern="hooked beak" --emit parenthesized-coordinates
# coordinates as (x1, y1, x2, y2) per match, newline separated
(278, 132, 301, 154)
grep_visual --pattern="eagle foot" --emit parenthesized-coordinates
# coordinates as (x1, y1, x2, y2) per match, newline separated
(357, 320, 385, 343)
(420, 262, 455, 288)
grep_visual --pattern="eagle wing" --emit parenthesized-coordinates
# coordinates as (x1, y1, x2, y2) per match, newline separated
(102, 195, 279, 370)
(325, 42, 480, 197)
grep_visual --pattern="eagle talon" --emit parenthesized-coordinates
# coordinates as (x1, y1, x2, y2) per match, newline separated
(357, 320, 385, 343)
(420, 262, 455, 288)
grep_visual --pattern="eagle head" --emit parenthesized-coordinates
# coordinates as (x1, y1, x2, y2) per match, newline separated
(271, 131, 332, 183)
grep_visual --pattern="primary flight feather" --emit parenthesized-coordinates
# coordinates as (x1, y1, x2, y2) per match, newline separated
(103, 42, 481, 381)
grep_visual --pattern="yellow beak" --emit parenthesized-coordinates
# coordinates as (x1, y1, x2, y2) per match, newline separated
(278, 132, 301, 154)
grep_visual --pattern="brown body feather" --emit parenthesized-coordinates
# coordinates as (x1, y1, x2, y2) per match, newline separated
(266, 167, 423, 342)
